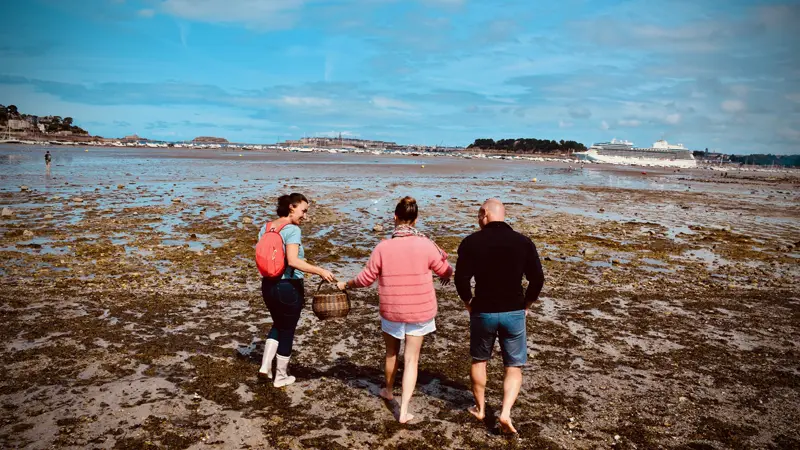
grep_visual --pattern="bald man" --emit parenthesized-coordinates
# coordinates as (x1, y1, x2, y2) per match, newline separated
(455, 198, 545, 434)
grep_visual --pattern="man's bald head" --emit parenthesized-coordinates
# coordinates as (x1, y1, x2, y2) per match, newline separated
(478, 198, 505, 228)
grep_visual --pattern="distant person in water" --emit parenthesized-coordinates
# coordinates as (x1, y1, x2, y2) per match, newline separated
(455, 198, 545, 435)
(337, 196, 453, 423)
(258, 193, 336, 387)
(44, 151, 51, 172)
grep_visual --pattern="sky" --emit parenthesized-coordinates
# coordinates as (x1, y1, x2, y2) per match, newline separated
(1, 0, 798, 154)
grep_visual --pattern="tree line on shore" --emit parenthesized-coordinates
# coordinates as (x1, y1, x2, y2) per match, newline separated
(1, 104, 88, 135)
(467, 138, 587, 153)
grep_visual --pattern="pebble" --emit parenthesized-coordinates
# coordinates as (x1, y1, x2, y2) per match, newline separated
(22, 230, 34, 238)
(117, 184, 125, 189)
(72, 197, 84, 203)
(20, 185, 30, 192)
(679, 396, 688, 403)
(242, 217, 253, 224)
(44, 214, 53, 220)
(373, 224, 384, 232)
(582, 248, 597, 257)
(1, 207, 12, 217)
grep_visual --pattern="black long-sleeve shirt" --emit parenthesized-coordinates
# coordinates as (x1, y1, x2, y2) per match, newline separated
(455, 221, 544, 313)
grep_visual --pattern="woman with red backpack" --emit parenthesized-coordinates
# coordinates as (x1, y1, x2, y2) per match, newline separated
(256, 193, 336, 387)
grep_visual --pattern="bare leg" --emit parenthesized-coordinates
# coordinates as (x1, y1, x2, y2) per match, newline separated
(469, 359, 487, 420)
(381, 332, 400, 401)
(398, 334, 424, 423)
(499, 367, 522, 434)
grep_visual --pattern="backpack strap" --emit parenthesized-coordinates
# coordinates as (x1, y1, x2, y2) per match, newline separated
(265, 220, 290, 234)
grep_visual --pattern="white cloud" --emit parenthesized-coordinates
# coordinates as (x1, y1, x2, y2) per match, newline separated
(600, 120, 609, 130)
(778, 128, 800, 141)
(729, 85, 749, 97)
(138, 9, 155, 18)
(371, 96, 413, 110)
(558, 120, 573, 128)
(721, 100, 746, 113)
(569, 106, 592, 119)
(664, 113, 681, 125)
(315, 130, 359, 138)
(618, 119, 641, 127)
(281, 96, 332, 107)
(160, 0, 305, 29)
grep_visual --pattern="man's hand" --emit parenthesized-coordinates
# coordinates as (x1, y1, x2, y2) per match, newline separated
(525, 301, 535, 317)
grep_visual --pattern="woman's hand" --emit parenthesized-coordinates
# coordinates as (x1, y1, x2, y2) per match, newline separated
(318, 268, 336, 283)
(336, 281, 347, 291)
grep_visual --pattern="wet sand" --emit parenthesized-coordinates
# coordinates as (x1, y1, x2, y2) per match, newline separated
(1, 146, 799, 449)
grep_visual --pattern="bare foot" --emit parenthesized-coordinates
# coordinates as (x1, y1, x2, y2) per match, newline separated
(498, 415, 517, 434)
(398, 413, 415, 424)
(379, 387, 394, 401)
(467, 405, 485, 421)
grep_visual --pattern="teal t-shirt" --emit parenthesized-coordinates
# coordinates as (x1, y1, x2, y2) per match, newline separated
(258, 223, 304, 279)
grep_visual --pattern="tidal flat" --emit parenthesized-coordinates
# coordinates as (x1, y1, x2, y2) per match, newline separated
(1, 146, 799, 449)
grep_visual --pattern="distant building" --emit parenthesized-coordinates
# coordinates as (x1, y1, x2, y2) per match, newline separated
(280, 136, 399, 149)
(8, 119, 31, 130)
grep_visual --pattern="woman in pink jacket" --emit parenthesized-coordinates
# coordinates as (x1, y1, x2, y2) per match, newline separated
(337, 196, 453, 423)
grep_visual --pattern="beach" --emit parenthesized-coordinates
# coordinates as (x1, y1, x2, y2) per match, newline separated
(1, 145, 799, 449)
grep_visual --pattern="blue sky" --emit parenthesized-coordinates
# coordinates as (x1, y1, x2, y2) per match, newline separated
(1, 0, 798, 153)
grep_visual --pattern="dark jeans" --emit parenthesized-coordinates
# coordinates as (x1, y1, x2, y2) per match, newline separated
(262, 278, 305, 357)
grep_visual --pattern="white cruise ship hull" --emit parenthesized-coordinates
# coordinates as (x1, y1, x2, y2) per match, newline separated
(575, 149, 697, 168)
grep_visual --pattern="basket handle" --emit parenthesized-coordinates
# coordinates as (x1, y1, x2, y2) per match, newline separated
(315, 279, 351, 301)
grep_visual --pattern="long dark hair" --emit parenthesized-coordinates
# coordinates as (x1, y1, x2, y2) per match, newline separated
(277, 193, 308, 217)
(394, 196, 418, 224)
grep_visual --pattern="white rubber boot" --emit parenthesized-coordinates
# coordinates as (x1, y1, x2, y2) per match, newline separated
(273, 354, 296, 388)
(259, 339, 279, 379)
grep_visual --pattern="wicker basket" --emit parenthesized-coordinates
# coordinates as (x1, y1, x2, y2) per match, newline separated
(312, 281, 351, 320)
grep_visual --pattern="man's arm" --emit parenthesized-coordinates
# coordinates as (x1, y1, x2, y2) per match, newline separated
(523, 239, 545, 309)
(454, 239, 474, 306)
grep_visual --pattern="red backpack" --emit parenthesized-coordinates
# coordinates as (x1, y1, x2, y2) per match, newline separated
(255, 221, 289, 278)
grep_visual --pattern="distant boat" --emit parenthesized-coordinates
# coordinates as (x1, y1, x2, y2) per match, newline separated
(574, 139, 696, 168)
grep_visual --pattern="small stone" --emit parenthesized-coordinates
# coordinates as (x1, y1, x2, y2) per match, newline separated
(582, 248, 597, 257)
(373, 224, 384, 232)
(44, 214, 53, 220)
(242, 217, 253, 224)
(117, 184, 125, 189)
(531, 178, 537, 182)
(1, 207, 12, 217)
(614, 435, 621, 441)
(679, 396, 688, 403)
(20, 185, 30, 192)
(598, 208, 605, 212)
(22, 230, 34, 238)
(172, 198, 182, 203)
(72, 197, 84, 203)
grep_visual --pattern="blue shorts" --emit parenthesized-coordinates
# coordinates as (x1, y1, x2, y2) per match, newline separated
(470, 310, 527, 367)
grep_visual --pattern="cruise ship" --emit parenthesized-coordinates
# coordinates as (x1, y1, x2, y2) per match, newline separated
(574, 139, 696, 168)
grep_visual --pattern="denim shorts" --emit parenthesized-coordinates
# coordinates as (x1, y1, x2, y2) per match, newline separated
(381, 317, 436, 340)
(470, 310, 527, 367)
